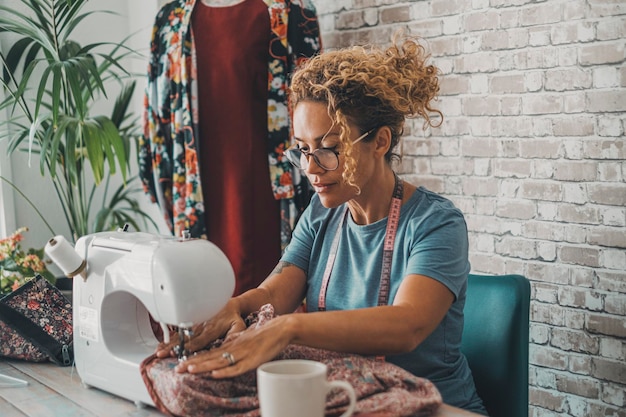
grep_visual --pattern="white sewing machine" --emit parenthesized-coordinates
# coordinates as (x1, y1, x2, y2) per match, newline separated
(45, 229, 235, 408)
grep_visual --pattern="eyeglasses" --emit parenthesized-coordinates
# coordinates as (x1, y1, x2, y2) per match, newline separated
(285, 128, 376, 171)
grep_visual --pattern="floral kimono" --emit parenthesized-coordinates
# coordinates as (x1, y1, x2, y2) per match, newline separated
(139, 0, 321, 249)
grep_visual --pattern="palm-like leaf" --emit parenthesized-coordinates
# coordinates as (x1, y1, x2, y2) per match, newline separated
(0, 0, 153, 242)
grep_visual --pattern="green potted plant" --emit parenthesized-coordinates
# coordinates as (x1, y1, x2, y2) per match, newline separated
(0, 0, 156, 245)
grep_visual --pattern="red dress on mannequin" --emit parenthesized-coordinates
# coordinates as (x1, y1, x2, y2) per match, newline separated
(192, 0, 280, 296)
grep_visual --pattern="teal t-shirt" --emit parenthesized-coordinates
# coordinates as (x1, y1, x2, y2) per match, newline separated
(281, 187, 486, 414)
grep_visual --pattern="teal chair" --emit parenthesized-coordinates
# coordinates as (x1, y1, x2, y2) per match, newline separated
(461, 274, 531, 417)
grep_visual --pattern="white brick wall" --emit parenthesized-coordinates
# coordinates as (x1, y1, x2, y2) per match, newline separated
(313, 0, 626, 415)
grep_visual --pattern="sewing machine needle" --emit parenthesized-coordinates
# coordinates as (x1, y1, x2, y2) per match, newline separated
(177, 327, 185, 361)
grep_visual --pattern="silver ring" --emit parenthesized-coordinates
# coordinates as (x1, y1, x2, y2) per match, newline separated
(222, 351, 236, 366)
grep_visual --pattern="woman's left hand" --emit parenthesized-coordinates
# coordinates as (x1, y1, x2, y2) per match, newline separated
(174, 314, 293, 378)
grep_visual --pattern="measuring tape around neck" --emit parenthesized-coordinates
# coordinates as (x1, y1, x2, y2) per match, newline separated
(318, 174, 404, 311)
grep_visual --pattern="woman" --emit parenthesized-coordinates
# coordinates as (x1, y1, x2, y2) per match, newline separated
(157, 37, 487, 414)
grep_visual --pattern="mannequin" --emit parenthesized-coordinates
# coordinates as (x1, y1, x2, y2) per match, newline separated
(139, 0, 321, 295)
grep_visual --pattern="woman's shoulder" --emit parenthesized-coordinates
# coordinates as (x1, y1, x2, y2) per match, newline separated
(410, 187, 463, 213)
(403, 187, 467, 228)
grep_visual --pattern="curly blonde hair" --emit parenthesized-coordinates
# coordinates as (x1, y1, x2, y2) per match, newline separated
(290, 36, 441, 189)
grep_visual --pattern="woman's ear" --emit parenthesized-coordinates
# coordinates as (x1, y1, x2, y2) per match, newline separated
(373, 126, 392, 157)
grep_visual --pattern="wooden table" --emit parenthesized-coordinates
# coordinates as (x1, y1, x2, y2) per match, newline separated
(0, 359, 481, 417)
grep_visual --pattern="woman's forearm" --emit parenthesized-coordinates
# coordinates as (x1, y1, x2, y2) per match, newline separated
(231, 262, 307, 317)
(283, 276, 454, 356)
(230, 287, 273, 317)
(283, 305, 424, 356)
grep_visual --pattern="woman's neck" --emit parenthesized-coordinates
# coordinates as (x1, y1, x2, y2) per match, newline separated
(347, 170, 398, 225)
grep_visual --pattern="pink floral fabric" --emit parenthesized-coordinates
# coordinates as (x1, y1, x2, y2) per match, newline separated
(140, 304, 442, 417)
(0, 275, 72, 363)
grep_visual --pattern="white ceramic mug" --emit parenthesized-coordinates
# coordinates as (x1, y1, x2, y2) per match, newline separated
(257, 359, 357, 417)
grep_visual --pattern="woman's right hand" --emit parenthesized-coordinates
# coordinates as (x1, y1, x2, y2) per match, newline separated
(155, 298, 247, 358)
